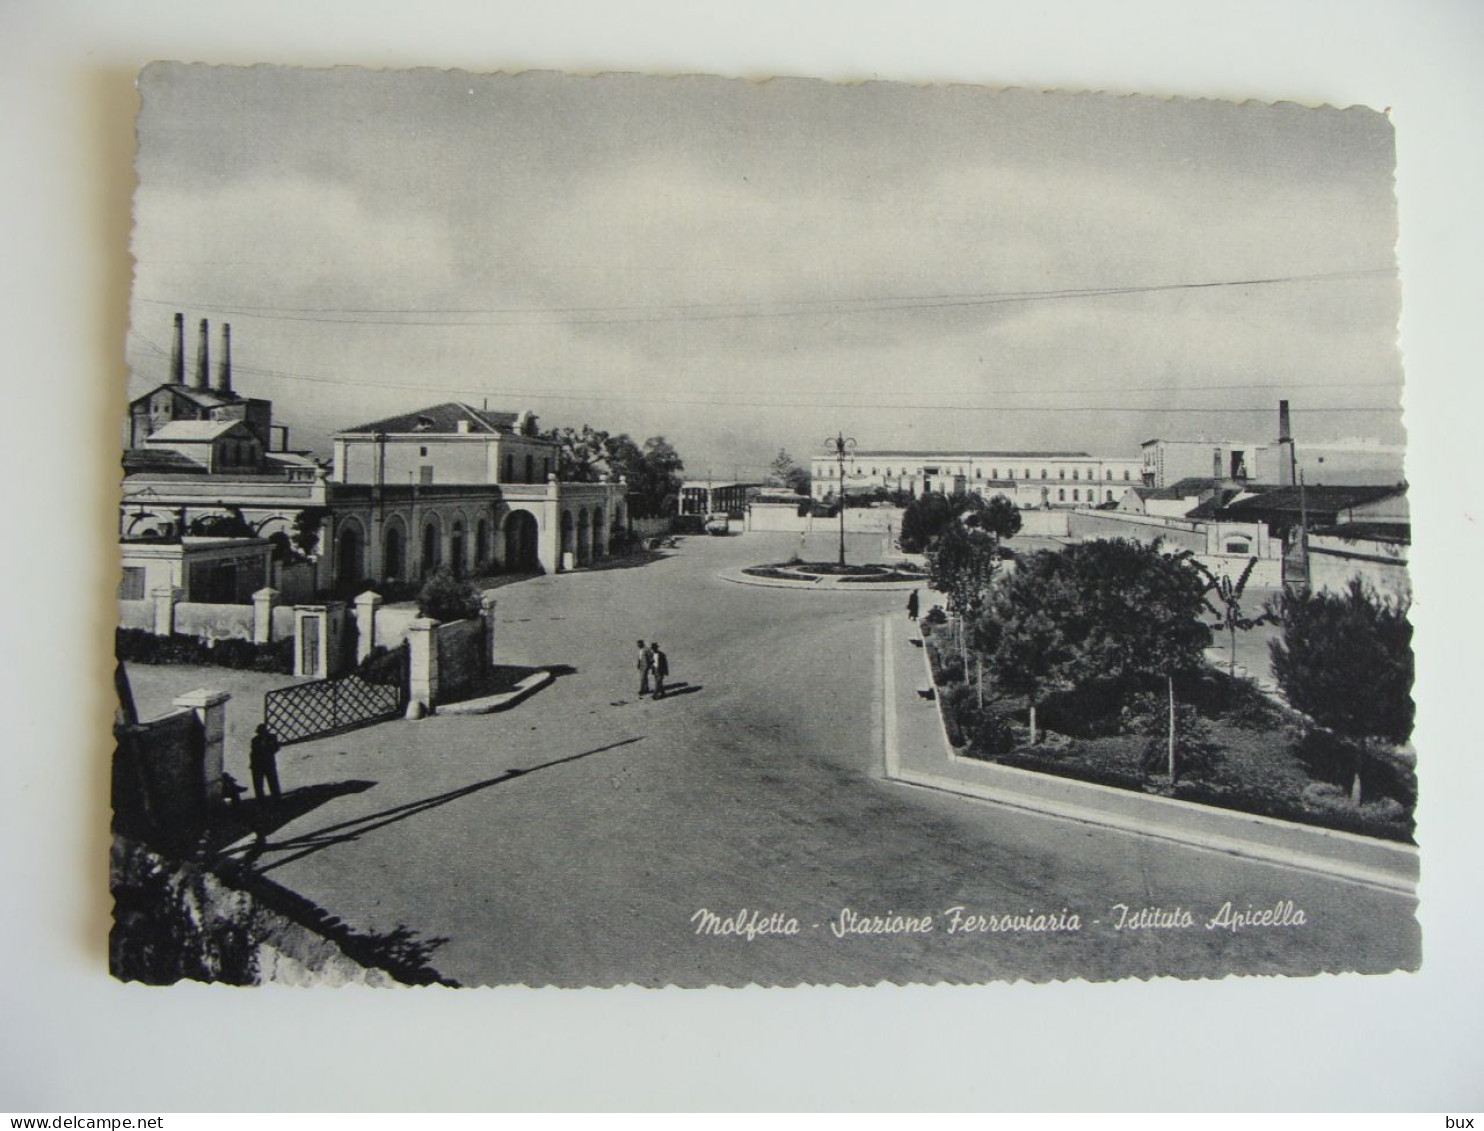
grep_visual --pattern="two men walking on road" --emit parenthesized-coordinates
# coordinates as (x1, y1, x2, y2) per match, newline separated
(635, 639, 670, 701)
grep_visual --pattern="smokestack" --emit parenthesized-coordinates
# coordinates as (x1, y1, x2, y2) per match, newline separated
(215, 322, 232, 394)
(169, 313, 185, 385)
(1277, 399, 1296, 488)
(193, 318, 210, 390)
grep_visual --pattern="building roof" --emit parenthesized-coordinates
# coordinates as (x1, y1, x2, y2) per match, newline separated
(338, 402, 528, 436)
(130, 382, 244, 410)
(1183, 487, 1254, 520)
(121, 448, 208, 474)
(1220, 484, 1405, 520)
(1310, 521, 1411, 546)
(819, 449, 1094, 460)
(145, 419, 252, 443)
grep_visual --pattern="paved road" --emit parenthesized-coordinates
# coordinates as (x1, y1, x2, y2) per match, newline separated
(126, 532, 1418, 986)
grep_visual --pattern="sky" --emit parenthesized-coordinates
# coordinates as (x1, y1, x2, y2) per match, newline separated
(125, 64, 1406, 483)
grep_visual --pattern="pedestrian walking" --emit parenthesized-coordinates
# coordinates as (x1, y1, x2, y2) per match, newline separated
(636, 639, 653, 697)
(907, 589, 920, 621)
(650, 642, 669, 700)
(249, 722, 282, 803)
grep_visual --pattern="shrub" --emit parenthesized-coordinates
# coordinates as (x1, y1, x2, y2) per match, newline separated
(115, 628, 294, 674)
(417, 568, 482, 623)
(958, 705, 1016, 757)
(1121, 690, 1219, 777)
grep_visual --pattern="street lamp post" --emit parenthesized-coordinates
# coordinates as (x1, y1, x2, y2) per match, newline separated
(824, 432, 856, 566)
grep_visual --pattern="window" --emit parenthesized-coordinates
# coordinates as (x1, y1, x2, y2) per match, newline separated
(1037, 468, 1044, 479)
(505, 454, 514, 481)
(1105, 469, 1113, 480)
(1106, 490, 1114, 502)
(1073, 489, 1080, 501)
(1058, 488, 1066, 501)
(525, 454, 534, 482)
(1072, 469, 1079, 480)
(419, 466, 434, 484)
(1059, 469, 1066, 479)
(976, 468, 982, 478)
(1124, 470, 1131, 481)
(119, 567, 146, 601)
(1225, 536, 1253, 554)
(544, 458, 551, 480)
(420, 446, 429, 457)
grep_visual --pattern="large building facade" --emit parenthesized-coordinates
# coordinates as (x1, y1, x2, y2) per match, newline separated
(809, 449, 1143, 508)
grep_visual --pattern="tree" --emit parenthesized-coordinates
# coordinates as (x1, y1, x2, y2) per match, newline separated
(960, 493, 1023, 546)
(1064, 540, 1212, 781)
(928, 521, 1000, 691)
(1268, 579, 1414, 805)
(417, 567, 482, 623)
(984, 550, 1083, 745)
(1193, 556, 1274, 677)
(635, 436, 685, 516)
(291, 507, 330, 559)
(542, 424, 615, 482)
(899, 492, 956, 552)
(768, 449, 812, 496)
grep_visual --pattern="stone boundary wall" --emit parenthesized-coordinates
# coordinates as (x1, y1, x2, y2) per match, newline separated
(629, 516, 674, 539)
(174, 602, 255, 642)
(118, 599, 154, 631)
(434, 618, 487, 701)
(372, 605, 421, 652)
(111, 837, 398, 986)
(270, 605, 296, 641)
(1068, 509, 1206, 552)
(1310, 546, 1411, 601)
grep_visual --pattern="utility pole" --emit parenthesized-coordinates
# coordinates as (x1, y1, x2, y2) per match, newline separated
(824, 432, 856, 566)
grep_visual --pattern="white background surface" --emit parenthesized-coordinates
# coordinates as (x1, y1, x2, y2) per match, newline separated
(1, 0, 1481, 1113)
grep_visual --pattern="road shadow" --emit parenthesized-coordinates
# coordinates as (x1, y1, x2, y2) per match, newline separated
(581, 549, 671, 572)
(234, 736, 646, 875)
(653, 681, 703, 700)
(208, 779, 376, 855)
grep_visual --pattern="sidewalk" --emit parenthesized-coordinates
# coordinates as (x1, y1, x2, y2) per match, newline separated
(718, 564, 924, 591)
(878, 613, 1418, 894)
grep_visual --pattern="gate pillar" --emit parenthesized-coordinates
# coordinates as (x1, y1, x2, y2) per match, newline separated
(294, 602, 347, 678)
(405, 617, 440, 719)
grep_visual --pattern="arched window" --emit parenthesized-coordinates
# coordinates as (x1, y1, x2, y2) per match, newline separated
(525, 454, 534, 483)
(1058, 488, 1066, 502)
(504, 454, 514, 482)
(1072, 469, 1079, 480)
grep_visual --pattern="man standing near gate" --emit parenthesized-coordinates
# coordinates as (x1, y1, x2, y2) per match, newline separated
(636, 639, 654, 698)
(249, 722, 283, 804)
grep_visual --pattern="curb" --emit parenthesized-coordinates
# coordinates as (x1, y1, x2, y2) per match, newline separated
(884, 616, 1418, 895)
(717, 566, 926, 592)
(435, 670, 555, 716)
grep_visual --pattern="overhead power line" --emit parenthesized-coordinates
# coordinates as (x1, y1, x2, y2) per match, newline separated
(128, 337, 1400, 416)
(138, 267, 1394, 329)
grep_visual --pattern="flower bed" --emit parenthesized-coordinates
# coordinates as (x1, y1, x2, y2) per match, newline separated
(921, 634, 1415, 844)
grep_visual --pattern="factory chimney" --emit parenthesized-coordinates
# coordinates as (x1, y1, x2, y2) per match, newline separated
(215, 322, 233, 394)
(193, 318, 210, 390)
(169, 313, 185, 385)
(1277, 399, 1296, 488)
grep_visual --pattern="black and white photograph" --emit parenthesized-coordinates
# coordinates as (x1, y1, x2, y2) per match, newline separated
(109, 63, 1420, 990)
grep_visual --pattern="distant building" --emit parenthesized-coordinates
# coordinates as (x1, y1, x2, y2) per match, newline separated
(809, 449, 1142, 508)
(679, 480, 766, 517)
(1139, 438, 1272, 489)
(126, 315, 275, 450)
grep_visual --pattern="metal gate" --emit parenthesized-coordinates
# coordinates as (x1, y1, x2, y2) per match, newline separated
(264, 643, 408, 744)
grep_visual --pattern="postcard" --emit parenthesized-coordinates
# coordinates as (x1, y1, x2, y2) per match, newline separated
(112, 64, 1415, 987)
